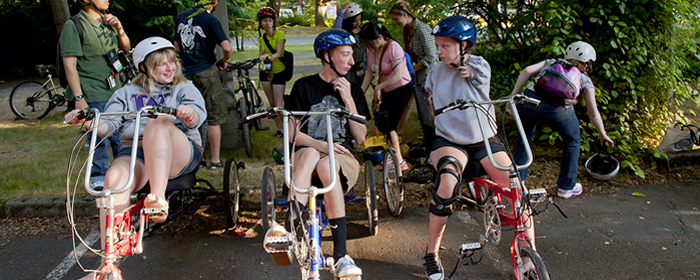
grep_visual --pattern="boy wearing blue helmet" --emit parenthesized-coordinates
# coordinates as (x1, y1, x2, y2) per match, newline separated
(267, 29, 371, 278)
(422, 16, 535, 280)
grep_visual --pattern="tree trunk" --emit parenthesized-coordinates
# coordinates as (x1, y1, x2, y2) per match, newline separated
(49, 0, 70, 37)
(314, 0, 326, 27)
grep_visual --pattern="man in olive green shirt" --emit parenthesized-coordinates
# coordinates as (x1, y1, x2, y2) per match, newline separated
(60, 0, 131, 187)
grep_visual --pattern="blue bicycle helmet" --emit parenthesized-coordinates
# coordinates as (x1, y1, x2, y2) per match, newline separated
(314, 29, 357, 58)
(432, 16, 476, 46)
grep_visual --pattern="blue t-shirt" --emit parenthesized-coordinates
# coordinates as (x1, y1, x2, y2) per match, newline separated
(174, 8, 228, 76)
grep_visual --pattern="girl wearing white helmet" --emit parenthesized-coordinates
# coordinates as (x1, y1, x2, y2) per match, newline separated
(389, 0, 439, 146)
(331, 2, 367, 85)
(510, 41, 614, 199)
(65, 37, 206, 278)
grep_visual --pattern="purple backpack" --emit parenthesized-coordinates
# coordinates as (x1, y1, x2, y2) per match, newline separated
(534, 62, 582, 107)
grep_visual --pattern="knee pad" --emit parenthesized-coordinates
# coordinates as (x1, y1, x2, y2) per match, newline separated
(430, 156, 463, 207)
(429, 202, 453, 217)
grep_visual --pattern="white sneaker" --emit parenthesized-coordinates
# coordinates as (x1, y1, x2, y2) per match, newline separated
(558, 183, 583, 199)
(424, 253, 444, 280)
(334, 255, 362, 278)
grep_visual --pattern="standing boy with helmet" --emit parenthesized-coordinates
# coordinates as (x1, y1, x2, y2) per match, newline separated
(510, 41, 614, 199)
(174, 0, 233, 169)
(423, 16, 534, 280)
(60, 0, 132, 188)
(263, 29, 371, 278)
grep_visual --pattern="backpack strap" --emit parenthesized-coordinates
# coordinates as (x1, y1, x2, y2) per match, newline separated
(71, 15, 85, 43)
(262, 34, 277, 53)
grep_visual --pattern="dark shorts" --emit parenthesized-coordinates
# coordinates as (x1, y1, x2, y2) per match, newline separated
(188, 64, 227, 125)
(259, 70, 288, 85)
(116, 140, 203, 179)
(375, 83, 414, 134)
(431, 136, 506, 162)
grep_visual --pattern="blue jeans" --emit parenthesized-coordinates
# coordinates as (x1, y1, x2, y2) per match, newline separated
(88, 101, 121, 182)
(513, 89, 581, 191)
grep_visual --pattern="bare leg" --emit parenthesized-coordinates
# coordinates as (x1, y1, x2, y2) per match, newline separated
(290, 148, 320, 204)
(271, 84, 286, 130)
(207, 125, 221, 164)
(388, 130, 404, 170)
(316, 157, 345, 219)
(142, 116, 192, 200)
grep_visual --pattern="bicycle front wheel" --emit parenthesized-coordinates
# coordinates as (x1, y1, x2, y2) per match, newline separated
(247, 80, 264, 130)
(260, 167, 277, 234)
(10, 81, 53, 119)
(223, 157, 241, 228)
(515, 247, 550, 280)
(237, 97, 253, 158)
(383, 147, 404, 217)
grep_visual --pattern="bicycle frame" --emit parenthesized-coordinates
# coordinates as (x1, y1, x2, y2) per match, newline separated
(230, 59, 261, 112)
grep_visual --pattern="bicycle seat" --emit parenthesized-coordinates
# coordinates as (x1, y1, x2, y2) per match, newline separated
(35, 64, 53, 71)
(463, 160, 487, 180)
(138, 165, 199, 194)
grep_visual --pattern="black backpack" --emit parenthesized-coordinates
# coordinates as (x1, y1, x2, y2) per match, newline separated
(57, 15, 84, 89)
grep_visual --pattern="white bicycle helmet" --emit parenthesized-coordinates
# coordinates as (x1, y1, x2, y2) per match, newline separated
(345, 2, 363, 18)
(133, 37, 175, 71)
(565, 41, 597, 63)
(585, 153, 619, 181)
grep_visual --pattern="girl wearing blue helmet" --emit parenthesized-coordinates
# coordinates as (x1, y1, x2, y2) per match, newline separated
(423, 16, 535, 280)
(266, 29, 371, 279)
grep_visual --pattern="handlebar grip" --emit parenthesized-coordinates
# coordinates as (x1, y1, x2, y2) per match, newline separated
(154, 105, 177, 116)
(514, 95, 540, 106)
(242, 110, 269, 124)
(346, 113, 367, 124)
(63, 109, 91, 124)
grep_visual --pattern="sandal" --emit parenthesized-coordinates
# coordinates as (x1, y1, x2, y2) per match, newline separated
(144, 194, 169, 223)
(209, 160, 224, 170)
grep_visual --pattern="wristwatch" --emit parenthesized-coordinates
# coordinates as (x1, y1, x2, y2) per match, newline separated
(75, 95, 84, 101)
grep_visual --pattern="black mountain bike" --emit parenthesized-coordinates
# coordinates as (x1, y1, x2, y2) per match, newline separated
(226, 58, 266, 158)
(10, 64, 65, 120)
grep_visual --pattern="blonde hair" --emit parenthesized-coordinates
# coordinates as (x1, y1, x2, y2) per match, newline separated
(390, 1, 416, 51)
(131, 48, 187, 95)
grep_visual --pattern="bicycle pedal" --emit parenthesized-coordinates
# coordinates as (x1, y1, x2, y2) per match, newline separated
(529, 188, 547, 202)
(263, 226, 293, 266)
(460, 242, 482, 251)
(143, 208, 167, 216)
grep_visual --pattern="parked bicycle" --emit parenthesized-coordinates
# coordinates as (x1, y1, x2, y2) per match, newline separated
(65, 105, 242, 279)
(245, 107, 377, 280)
(9, 64, 65, 120)
(226, 58, 267, 158)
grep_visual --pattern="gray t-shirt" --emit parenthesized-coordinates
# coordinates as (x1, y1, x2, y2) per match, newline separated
(425, 55, 496, 145)
(101, 81, 207, 149)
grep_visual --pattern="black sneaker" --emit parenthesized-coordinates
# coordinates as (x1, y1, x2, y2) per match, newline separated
(424, 253, 444, 280)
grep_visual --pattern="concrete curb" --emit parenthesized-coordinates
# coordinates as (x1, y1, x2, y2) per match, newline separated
(1, 195, 95, 218)
(1, 187, 263, 218)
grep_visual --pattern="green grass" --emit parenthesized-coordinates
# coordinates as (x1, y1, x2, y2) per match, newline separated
(230, 44, 314, 63)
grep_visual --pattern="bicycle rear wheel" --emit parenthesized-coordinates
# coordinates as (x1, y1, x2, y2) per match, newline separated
(223, 157, 241, 228)
(261, 167, 277, 234)
(516, 247, 550, 280)
(383, 147, 404, 217)
(10, 81, 53, 119)
(237, 97, 253, 158)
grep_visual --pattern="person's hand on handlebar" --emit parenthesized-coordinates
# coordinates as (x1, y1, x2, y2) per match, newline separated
(64, 109, 85, 125)
(175, 105, 197, 126)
